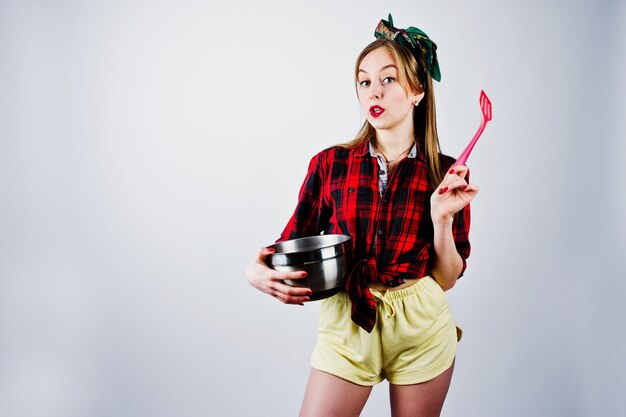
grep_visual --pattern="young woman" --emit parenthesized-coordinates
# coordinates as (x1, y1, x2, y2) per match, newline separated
(246, 15, 478, 417)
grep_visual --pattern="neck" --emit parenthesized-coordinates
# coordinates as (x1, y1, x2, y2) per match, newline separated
(374, 130, 415, 157)
(373, 111, 415, 155)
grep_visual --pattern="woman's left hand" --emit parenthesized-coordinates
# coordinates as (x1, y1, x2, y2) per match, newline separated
(430, 164, 479, 223)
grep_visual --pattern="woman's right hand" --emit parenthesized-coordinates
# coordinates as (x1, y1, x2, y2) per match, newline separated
(246, 247, 313, 306)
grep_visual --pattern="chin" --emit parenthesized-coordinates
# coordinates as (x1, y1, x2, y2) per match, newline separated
(369, 120, 391, 130)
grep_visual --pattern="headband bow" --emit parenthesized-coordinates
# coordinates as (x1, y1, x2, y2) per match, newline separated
(374, 14, 441, 82)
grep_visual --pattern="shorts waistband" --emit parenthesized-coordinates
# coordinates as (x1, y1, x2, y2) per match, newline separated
(369, 277, 433, 318)
(328, 276, 435, 306)
(370, 276, 433, 301)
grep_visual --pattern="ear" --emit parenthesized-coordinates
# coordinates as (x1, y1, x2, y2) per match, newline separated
(412, 91, 425, 106)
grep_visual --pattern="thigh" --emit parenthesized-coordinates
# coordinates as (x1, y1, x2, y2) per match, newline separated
(388, 360, 455, 417)
(311, 292, 383, 385)
(382, 277, 458, 385)
(299, 368, 372, 417)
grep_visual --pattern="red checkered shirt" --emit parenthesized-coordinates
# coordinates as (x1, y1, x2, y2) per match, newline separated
(277, 140, 471, 332)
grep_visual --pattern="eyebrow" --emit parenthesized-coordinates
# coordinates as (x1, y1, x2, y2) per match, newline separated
(358, 64, 397, 74)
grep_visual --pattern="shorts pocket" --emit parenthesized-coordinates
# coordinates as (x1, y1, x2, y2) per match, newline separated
(317, 294, 352, 337)
(416, 277, 450, 321)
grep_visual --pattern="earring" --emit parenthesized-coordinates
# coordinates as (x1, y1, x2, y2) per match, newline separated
(414, 100, 420, 106)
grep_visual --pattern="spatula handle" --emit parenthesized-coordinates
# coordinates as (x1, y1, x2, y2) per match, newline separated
(453, 120, 486, 167)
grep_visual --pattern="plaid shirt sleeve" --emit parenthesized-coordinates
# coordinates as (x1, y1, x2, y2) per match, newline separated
(452, 169, 471, 278)
(277, 151, 329, 242)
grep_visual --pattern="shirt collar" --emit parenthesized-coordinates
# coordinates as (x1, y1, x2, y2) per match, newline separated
(359, 139, 423, 161)
(354, 140, 426, 161)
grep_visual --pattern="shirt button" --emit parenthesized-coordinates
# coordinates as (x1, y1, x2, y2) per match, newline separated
(380, 170, 386, 175)
(378, 229, 384, 236)
(348, 187, 354, 193)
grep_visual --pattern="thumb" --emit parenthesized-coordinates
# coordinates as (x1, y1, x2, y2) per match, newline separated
(258, 246, 276, 261)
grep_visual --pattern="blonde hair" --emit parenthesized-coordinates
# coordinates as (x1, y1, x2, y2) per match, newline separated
(341, 39, 445, 188)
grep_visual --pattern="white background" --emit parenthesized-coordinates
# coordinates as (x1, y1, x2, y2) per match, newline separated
(1, 1, 625, 416)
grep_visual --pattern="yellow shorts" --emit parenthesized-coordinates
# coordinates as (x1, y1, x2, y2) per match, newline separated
(311, 276, 461, 386)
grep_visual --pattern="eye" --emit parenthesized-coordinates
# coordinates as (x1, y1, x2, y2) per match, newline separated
(383, 76, 395, 84)
(359, 80, 370, 87)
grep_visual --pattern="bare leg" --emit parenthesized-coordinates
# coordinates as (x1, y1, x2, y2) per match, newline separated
(389, 360, 455, 417)
(299, 368, 372, 417)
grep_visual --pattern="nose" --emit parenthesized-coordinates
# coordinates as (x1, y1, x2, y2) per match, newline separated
(369, 82, 383, 100)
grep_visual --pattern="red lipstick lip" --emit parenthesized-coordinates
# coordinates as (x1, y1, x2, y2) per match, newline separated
(369, 105, 385, 118)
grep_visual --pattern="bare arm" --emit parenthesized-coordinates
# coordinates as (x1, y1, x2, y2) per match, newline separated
(429, 164, 478, 291)
(430, 216, 464, 290)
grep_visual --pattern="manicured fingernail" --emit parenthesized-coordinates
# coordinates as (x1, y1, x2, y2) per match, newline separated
(449, 169, 455, 174)
(438, 187, 448, 194)
(267, 248, 275, 253)
(301, 272, 308, 278)
(461, 185, 468, 190)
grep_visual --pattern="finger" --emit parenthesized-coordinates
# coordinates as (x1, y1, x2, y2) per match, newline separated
(438, 165, 469, 190)
(263, 266, 309, 286)
(438, 179, 477, 196)
(281, 296, 311, 305)
(278, 293, 312, 304)
(443, 182, 478, 197)
(449, 184, 479, 205)
(446, 177, 469, 191)
(448, 164, 469, 180)
(272, 287, 312, 304)
(461, 183, 479, 194)
(275, 280, 313, 296)
(437, 174, 464, 194)
(275, 270, 309, 281)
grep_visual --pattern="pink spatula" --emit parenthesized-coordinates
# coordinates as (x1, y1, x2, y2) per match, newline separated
(453, 90, 492, 168)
